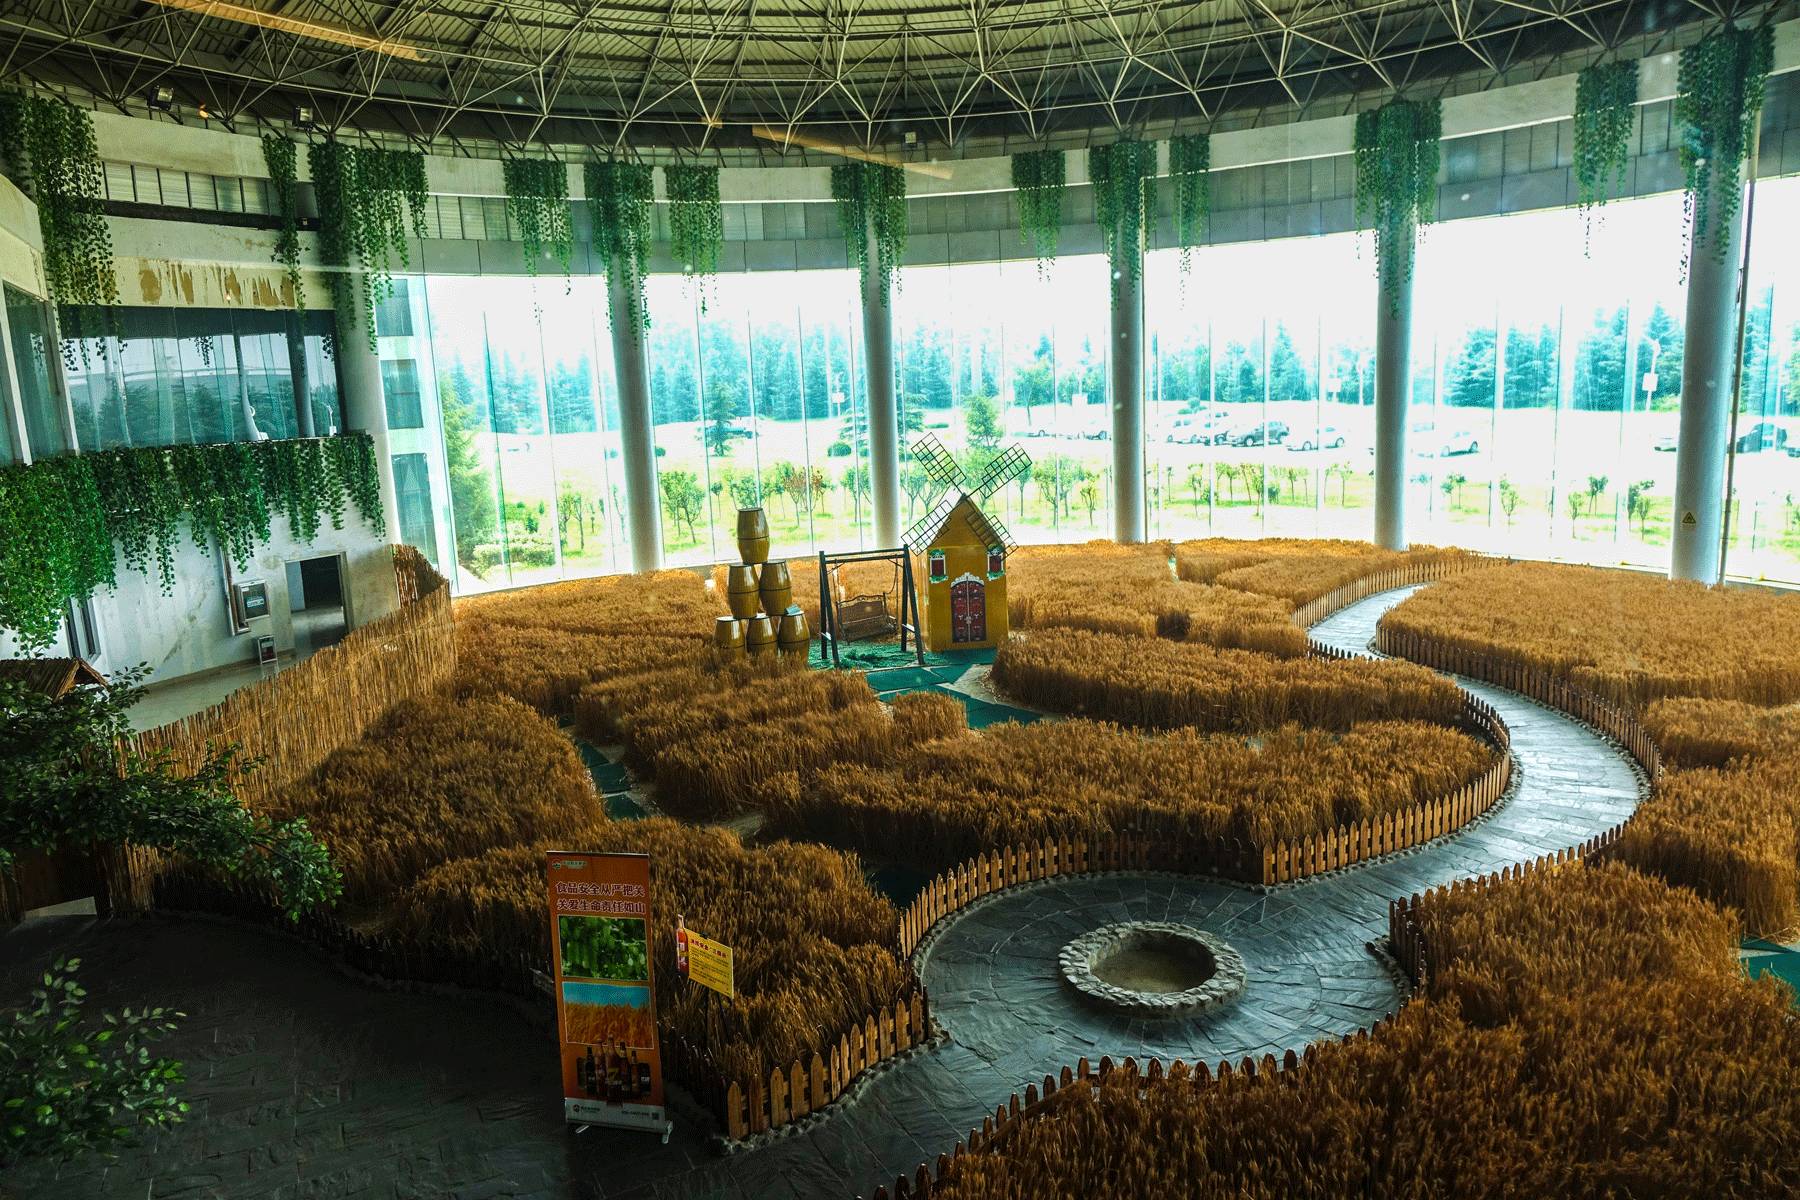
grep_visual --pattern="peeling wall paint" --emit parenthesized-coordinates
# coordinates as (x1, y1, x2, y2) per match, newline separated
(123, 256, 304, 310)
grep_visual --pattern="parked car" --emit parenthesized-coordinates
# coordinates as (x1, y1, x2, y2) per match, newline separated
(1413, 426, 1480, 457)
(1166, 412, 1232, 444)
(1653, 434, 1679, 453)
(1734, 422, 1789, 453)
(1289, 426, 1346, 451)
(1229, 421, 1289, 447)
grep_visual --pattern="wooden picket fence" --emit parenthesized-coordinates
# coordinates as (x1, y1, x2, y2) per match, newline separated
(713, 991, 933, 1140)
(1374, 625, 1663, 783)
(1286, 554, 1487, 629)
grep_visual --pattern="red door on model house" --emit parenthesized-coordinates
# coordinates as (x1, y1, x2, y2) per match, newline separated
(950, 575, 986, 643)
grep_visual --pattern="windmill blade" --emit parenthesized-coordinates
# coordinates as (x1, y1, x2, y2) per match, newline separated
(974, 445, 1032, 499)
(963, 506, 1017, 555)
(911, 434, 965, 492)
(904, 493, 959, 551)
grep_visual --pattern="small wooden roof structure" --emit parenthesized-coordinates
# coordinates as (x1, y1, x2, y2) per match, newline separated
(0, 657, 108, 698)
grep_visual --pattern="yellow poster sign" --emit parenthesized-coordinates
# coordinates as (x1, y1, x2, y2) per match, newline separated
(682, 924, 735, 999)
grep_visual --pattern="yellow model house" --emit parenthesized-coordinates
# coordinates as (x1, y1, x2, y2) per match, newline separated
(920, 494, 1008, 652)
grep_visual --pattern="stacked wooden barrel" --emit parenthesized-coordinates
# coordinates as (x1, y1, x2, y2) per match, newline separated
(712, 506, 810, 660)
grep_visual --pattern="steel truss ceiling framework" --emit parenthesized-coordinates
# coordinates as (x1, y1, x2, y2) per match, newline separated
(0, 0, 1770, 151)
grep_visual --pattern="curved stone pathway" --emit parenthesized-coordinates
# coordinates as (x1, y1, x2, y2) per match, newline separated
(0, 586, 1643, 1200)
(918, 584, 1642, 1078)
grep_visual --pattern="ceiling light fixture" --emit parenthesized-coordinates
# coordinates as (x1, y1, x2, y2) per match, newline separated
(146, 0, 427, 61)
(147, 84, 176, 111)
(292, 105, 316, 129)
(749, 126, 951, 179)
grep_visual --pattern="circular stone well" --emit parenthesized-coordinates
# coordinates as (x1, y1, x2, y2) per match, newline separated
(1059, 922, 1247, 1016)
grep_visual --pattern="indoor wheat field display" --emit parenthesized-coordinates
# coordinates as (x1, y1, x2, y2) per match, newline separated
(4, 5, 1800, 1198)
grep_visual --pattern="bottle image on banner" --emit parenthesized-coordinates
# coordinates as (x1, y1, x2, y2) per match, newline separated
(546, 850, 671, 1139)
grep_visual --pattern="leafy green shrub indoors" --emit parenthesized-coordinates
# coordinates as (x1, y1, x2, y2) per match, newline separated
(1573, 60, 1639, 219)
(1675, 24, 1774, 268)
(0, 667, 341, 919)
(830, 161, 908, 306)
(0, 958, 186, 1167)
(1352, 97, 1442, 310)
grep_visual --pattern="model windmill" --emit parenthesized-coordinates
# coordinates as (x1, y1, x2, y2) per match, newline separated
(904, 434, 1030, 652)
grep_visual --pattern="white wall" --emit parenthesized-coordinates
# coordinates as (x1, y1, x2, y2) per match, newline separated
(83, 517, 397, 683)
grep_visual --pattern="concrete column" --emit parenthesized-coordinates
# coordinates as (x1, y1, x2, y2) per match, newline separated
(861, 220, 902, 548)
(607, 266, 663, 572)
(1671, 164, 1748, 584)
(1110, 229, 1146, 544)
(1373, 225, 1416, 551)
(335, 323, 402, 543)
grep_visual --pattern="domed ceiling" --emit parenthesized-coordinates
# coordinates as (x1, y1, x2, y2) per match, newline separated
(0, 0, 1730, 151)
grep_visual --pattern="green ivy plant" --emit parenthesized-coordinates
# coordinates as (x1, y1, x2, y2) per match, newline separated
(1573, 60, 1639, 220)
(665, 164, 723, 308)
(261, 134, 304, 308)
(1353, 97, 1442, 312)
(305, 137, 429, 351)
(1011, 149, 1066, 274)
(586, 159, 656, 337)
(0, 92, 119, 365)
(830, 161, 908, 306)
(1675, 24, 1774, 270)
(1168, 133, 1212, 273)
(1089, 139, 1157, 295)
(0, 957, 186, 1168)
(0, 664, 342, 918)
(0, 435, 382, 648)
(501, 156, 573, 283)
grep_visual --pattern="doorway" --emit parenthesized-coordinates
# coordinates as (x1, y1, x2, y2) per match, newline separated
(286, 553, 349, 659)
(950, 574, 987, 644)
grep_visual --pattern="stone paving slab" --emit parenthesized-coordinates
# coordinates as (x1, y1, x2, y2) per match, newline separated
(0, 585, 1645, 1200)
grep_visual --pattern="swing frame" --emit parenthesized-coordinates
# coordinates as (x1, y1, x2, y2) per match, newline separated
(816, 547, 926, 669)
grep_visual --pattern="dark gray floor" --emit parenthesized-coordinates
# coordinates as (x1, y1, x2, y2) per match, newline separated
(0, 587, 1643, 1200)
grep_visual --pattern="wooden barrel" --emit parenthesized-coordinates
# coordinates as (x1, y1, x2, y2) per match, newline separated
(736, 507, 770, 565)
(713, 616, 746, 657)
(745, 614, 777, 656)
(776, 607, 811, 656)
(758, 559, 792, 616)
(726, 564, 761, 619)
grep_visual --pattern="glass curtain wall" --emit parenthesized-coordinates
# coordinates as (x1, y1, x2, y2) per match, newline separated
(367, 177, 1799, 591)
(59, 305, 340, 450)
(895, 255, 1113, 543)
(1145, 231, 1373, 542)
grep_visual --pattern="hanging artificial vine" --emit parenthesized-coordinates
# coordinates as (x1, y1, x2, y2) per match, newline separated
(0, 434, 383, 649)
(1573, 60, 1639, 223)
(1352, 97, 1442, 312)
(501, 156, 573, 283)
(830, 161, 908, 306)
(1675, 24, 1774, 270)
(585, 159, 656, 337)
(1011, 149, 1066, 275)
(1088, 138, 1157, 295)
(0, 91, 119, 363)
(306, 137, 429, 352)
(261, 133, 305, 308)
(1168, 133, 1212, 273)
(665, 163, 723, 308)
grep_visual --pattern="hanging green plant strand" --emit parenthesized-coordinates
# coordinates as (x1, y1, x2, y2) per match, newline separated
(1353, 98, 1442, 313)
(1168, 133, 1211, 274)
(307, 138, 429, 352)
(0, 434, 381, 650)
(262, 134, 304, 308)
(1010, 149, 1066, 275)
(1675, 25, 1774, 270)
(586, 160, 656, 337)
(830, 161, 908, 306)
(502, 157, 573, 284)
(1089, 139, 1156, 296)
(1573, 60, 1639, 222)
(665, 164, 723, 310)
(0, 92, 118, 366)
